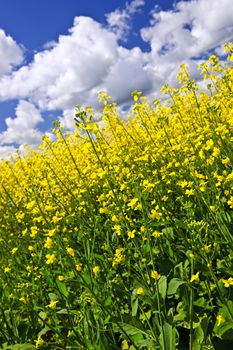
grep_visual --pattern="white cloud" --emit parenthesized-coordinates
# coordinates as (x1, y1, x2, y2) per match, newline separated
(58, 108, 76, 131)
(0, 29, 24, 77)
(0, 15, 151, 132)
(103, 46, 152, 103)
(106, 0, 145, 39)
(139, 0, 233, 95)
(0, 145, 19, 160)
(0, 100, 43, 147)
(0, 17, 119, 110)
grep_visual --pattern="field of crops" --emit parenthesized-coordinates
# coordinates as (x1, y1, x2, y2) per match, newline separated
(0, 44, 233, 349)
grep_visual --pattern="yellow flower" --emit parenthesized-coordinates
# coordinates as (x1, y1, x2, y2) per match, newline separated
(185, 188, 194, 196)
(216, 314, 225, 326)
(121, 339, 129, 349)
(112, 248, 124, 267)
(151, 270, 161, 280)
(128, 197, 138, 208)
(150, 208, 162, 220)
(152, 230, 163, 238)
(136, 287, 144, 296)
(11, 247, 18, 255)
(128, 230, 135, 239)
(227, 197, 233, 209)
(58, 275, 65, 281)
(111, 214, 119, 222)
(19, 296, 27, 304)
(114, 224, 121, 235)
(115, 248, 123, 255)
(204, 244, 212, 252)
(93, 265, 100, 276)
(44, 237, 53, 248)
(140, 226, 145, 233)
(76, 263, 83, 272)
(4, 267, 11, 273)
(45, 253, 56, 264)
(222, 277, 233, 288)
(47, 228, 56, 237)
(30, 226, 38, 238)
(47, 300, 58, 309)
(66, 246, 75, 257)
(190, 272, 200, 283)
(35, 335, 44, 348)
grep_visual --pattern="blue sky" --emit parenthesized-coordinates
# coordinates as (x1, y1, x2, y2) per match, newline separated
(0, 0, 232, 158)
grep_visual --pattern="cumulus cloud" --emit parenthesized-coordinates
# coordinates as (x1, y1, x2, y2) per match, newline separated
(141, 0, 233, 90)
(0, 100, 43, 147)
(0, 15, 151, 133)
(0, 17, 119, 109)
(0, 29, 24, 77)
(106, 0, 145, 40)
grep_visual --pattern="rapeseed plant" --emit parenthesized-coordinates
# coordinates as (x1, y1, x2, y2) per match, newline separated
(0, 43, 233, 349)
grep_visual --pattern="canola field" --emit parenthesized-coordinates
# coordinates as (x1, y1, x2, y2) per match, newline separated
(0, 45, 233, 349)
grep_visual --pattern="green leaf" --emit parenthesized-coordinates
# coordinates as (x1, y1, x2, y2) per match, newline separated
(162, 308, 176, 350)
(119, 322, 148, 337)
(48, 292, 57, 301)
(136, 339, 158, 349)
(38, 325, 52, 337)
(82, 271, 91, 285)
(56, 308, 69, 314)
(56, 280, 68, 298)
(131, 291, 139, 317)
(85, 340, 95, 350)
(132, 333, 144, 343)
(192, 316, 209, 350)
(158, 275, 167, 301)
(167, 278, 186, 297)
(162, 227, 174, 238)
(1, 345, 36, 350)
(38, 311, 47, 320)
(104, 295, 112, 307)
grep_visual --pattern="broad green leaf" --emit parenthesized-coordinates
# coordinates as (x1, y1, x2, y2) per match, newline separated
(104, 295, 112, 307)
(56, 280, 68, 298)
(116, 322, 148, 338)
(162, 227, 174, 238)
(161, 308, 176, 350)
(192, 316, 208, 350)
(48, 292, 57, 301)
(136, 339, 158, 349)
(167, 278, 186, 297)
(85, 340, 95, 350)
(38, 325, 52, 337)
(158, 275, 167, 301)
(38, 311, 47, 320)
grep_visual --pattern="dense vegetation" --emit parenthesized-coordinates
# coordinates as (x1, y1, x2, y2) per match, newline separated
(0, 44, 233, 350)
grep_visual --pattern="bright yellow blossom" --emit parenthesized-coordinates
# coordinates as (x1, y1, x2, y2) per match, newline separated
(93, 265, 100, 276)
(66, 246, 75, 257)
(47, 300, 58, 309)
(35, 335, 44, 348)
(136, 287, 144, 296)
(222, 277, 233, 288)
(45, 254, 56, 264)
(151, 270, 161, 280)
(190, 272, 200, 283)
